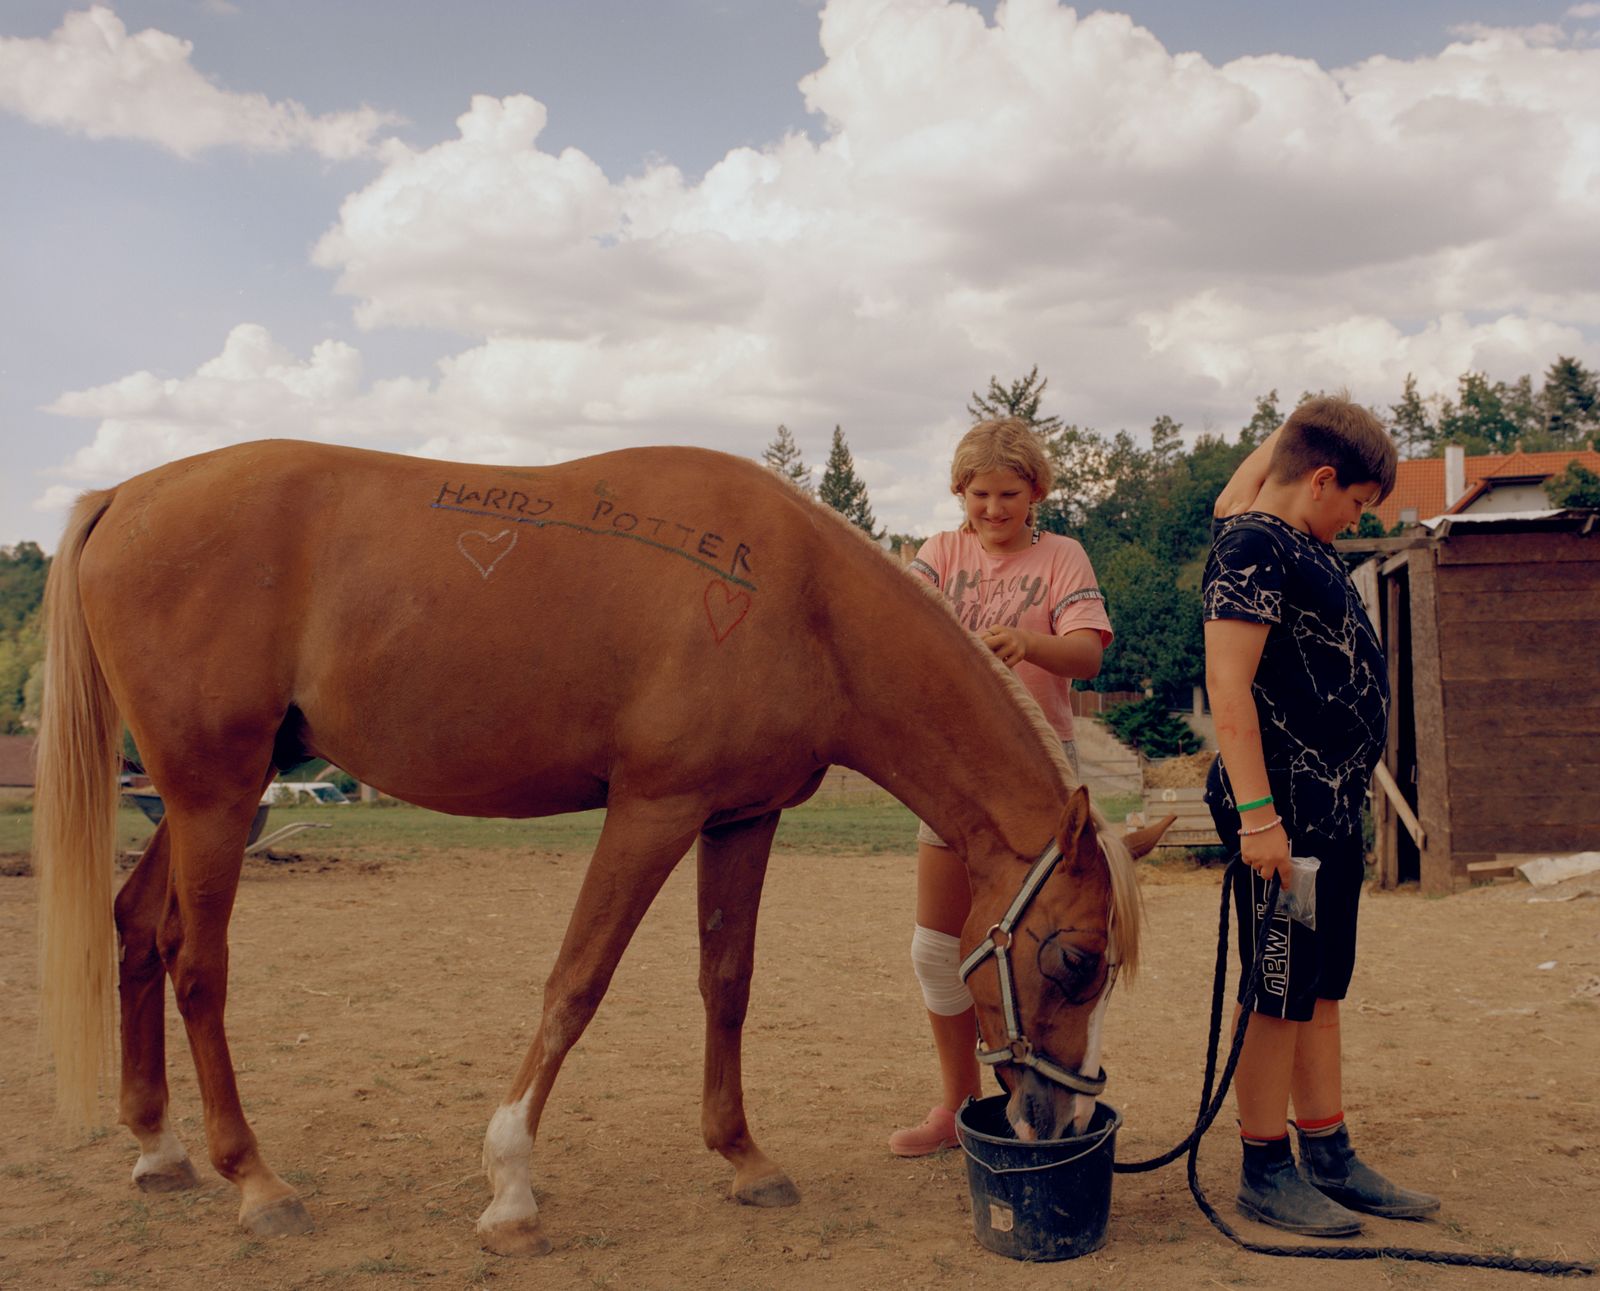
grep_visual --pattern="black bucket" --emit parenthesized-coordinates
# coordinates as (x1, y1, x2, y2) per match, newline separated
(955, 1094, 1120, 1262)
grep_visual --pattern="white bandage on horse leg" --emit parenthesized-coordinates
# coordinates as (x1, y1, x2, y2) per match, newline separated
(910, 924, 974, 1016)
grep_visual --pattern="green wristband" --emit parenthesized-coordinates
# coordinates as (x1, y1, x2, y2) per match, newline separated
(1236, 794, 1274, 813)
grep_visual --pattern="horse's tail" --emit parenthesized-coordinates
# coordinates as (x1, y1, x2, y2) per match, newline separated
(35, 487, 121, 1126)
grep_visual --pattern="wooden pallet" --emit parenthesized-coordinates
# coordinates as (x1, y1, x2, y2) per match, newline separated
(1140, 785, 1222, 848)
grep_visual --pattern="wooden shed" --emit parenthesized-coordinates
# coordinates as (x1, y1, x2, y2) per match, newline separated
(0, 734, 35, 802)
(1346, 510, 1600, 893)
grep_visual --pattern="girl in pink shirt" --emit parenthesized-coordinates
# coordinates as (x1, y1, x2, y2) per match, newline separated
(890, 417, 1114, 1157)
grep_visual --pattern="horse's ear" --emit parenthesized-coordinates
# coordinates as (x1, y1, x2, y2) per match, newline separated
(1123, 813, 1176, 860)
(1054, 784, 1092, 854)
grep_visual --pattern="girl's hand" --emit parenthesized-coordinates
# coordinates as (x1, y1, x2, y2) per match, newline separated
(981, 625, 1028, 668)
(1240, 824, 1292, 888)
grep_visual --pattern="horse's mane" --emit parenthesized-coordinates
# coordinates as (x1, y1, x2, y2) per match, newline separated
(785, 476, 1142, 978)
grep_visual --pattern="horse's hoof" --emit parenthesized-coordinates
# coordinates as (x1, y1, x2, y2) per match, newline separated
(134, 1158, 200, 1193)
(479, 1217, 553, 1257)
(733, 1172, 801, 1208)
(241, 1195, 314, 1238)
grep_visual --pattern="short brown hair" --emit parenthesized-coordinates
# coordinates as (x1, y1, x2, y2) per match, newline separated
(950, 417, 1052, 497)
(1269, 394, 1397, 501)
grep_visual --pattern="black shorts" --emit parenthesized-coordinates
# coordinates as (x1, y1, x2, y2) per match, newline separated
(1210, 811, 1365, 1023)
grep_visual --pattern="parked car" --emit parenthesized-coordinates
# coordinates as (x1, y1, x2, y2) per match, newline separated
(260, 782, 350, 806)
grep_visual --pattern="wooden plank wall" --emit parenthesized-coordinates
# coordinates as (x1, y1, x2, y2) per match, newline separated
(1434, 531, 1600, 877)
(1374, 574, 1403, 888)
(1407, 548, 1453, 892)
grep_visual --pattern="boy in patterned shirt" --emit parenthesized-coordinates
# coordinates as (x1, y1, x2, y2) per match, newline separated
(1203, 395, 1438, 1236)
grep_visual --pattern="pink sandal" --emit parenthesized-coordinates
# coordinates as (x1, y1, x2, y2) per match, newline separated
(888, 1105, 960, 1157)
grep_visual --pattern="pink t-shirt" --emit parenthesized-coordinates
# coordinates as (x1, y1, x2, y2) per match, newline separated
(910, 529, 1113, 740)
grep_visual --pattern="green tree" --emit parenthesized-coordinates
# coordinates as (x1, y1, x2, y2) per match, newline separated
(818, 425, 878, 534)
(761, 424, 811, 492)
(1389, 374, 1434, 460)
(1091, 544, 1204, 700)
(1035, 424, 1112, 532)
(1101, 698, 1202, 758)
(0, 541, 48, 636)
(1240, 390, 1282, 448)
(1149, 414, 1183, 470)
(967, 365, 1064, 439)
(1539, 356, 1600, 446)
(1504, 374, 1541, 445)
(1163, 431, 1252, 565)
(0, 544, 49, 735)
(1434, 371, 1527, 454)
(1544, 461, 1600, 508)
(1341, 511, 1390, 540)
(0, 607, 43, 734)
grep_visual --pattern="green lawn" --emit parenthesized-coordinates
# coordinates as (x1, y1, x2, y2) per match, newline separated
(0, 789, 1147, 863)
(0, 797, 925, 860)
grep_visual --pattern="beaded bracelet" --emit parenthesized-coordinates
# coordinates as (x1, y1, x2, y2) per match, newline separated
(1237, 815, 1283, 837)
(1236, 793, 1274, 813)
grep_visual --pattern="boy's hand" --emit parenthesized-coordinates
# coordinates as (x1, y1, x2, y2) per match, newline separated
(1213, 424, 1283, 518)
(1241, 825, 1292, 888)
(981, 625, 1028, 668)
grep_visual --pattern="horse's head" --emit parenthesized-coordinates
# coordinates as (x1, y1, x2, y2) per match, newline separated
(962, 786, 1168, 1142)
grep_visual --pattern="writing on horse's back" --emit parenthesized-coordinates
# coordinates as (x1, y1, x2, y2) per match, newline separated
(78, 441, 865, 817)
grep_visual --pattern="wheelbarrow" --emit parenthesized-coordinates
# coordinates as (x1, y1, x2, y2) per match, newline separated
(120, 790, 330, 855)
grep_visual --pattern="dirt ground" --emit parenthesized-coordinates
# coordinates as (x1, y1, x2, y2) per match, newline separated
(2, 840, 1596, 1291)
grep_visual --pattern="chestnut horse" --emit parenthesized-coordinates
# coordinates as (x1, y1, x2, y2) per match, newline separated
(35, 440, 1159, 1255)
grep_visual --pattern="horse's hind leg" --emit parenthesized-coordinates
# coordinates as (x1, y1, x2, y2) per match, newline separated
(478, 801, 702, 1257)
(695, 811, 798, 1208)
(162, 796, 311, 1237)
(114, 820, 200, 1192)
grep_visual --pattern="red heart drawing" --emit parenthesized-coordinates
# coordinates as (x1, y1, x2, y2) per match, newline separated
(704, 580, 751, 643)
(457, 529, 517, 579)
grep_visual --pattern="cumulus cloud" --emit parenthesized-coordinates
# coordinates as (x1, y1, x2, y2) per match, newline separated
(0, 6, 398, 158)
(310, 3, 1599, 405)
(39, 0, 1600, 540)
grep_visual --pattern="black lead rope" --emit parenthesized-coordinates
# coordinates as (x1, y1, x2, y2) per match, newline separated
(1113, 860, 1595, 1278)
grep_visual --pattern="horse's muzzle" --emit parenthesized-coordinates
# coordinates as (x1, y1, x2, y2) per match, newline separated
(1006, 1068, 1094, 1141)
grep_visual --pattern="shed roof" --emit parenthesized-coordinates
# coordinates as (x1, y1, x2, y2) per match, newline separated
(1422, 506, 1599, 538)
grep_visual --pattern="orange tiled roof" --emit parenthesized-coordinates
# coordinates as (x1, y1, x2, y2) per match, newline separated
(1374, 449, 1600, 528)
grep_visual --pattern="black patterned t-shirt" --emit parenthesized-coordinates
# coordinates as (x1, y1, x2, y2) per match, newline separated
(1201, 512, 1387, 841)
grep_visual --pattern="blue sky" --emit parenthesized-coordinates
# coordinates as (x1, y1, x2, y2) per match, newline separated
(4, 0, 1598, 548)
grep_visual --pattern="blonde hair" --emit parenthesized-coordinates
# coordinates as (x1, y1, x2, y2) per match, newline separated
(951, 417, 1052, 497)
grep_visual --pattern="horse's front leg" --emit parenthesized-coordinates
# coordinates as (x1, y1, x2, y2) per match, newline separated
(113, 820, 200, 1193)
(478, 801, 702, 1257)
(696, 811, 799, 1207)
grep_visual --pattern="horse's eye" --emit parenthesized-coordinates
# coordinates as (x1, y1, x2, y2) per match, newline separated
(1038, 933, 1104, 1004)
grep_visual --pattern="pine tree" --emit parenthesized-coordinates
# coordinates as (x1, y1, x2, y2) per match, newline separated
(761, 424, 811, 491)
(1540, 356, 1600, 446)
(1240, 390, 1282, 447)
(1389, 374, 1434, 459)
(967, 365, 1065, 439)
(818, 425, 877, 534)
